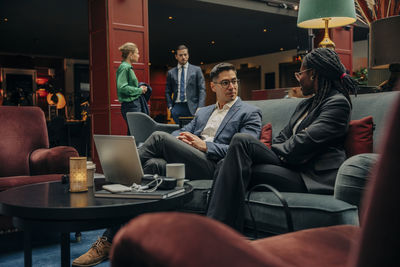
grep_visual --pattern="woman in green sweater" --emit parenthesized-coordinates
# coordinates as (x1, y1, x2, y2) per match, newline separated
(117, 42, 148, 135)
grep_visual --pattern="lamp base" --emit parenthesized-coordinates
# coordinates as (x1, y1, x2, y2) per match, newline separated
(319, 18, 335, 49)
(318, 37, 336, 49)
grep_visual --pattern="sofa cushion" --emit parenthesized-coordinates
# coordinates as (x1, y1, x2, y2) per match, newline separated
(181, 179, 359, 236)
(345, 116, 374, 157)
(259, 123, 272, 148)
(244, 192, 359, 235)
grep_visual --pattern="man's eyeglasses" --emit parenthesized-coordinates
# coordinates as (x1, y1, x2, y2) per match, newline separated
(294, 68, 312, 82)
(213, 79, 240, 88)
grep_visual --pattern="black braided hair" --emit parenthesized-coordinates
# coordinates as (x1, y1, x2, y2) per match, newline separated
(303, 48, 358, 110)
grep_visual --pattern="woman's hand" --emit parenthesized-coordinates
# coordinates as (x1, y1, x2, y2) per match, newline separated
(140, 85, 148, 94)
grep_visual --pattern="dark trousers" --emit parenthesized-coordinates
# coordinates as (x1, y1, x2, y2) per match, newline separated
(121, 99, 143, 135)
(103, 131, 217, 241)
(139, 131, 217, 179)
(171, 102, 192, 124)
(207, 133, 307, 231)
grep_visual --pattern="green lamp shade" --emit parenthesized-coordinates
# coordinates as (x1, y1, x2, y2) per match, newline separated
(297, 0, 356, 28)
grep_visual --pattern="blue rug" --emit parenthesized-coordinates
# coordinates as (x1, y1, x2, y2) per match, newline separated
(0, 229, 111, 266)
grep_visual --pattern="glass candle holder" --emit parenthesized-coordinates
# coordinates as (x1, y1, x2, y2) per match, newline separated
(69, 157, 88, 192)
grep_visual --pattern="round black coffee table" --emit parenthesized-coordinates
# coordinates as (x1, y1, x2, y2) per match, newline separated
(0, 180, 193, 267)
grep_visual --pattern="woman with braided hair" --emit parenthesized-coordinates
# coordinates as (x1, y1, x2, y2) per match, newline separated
(207, 48, 359, 231)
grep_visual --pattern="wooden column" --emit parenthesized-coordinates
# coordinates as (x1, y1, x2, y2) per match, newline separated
(89, 0, 149, 166)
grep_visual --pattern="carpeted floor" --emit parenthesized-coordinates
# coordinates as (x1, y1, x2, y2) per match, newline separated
(0, 229, 110, 266)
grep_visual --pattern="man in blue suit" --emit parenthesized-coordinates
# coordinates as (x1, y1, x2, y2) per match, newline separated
(72, 63, 262, 266)
(140, 62, 262, 180)
(165, 45, 206, 124)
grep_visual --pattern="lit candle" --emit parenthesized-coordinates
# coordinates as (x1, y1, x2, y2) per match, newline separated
(69, 157, 88, 192)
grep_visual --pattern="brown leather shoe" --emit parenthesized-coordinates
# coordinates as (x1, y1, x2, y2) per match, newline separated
(72, 236, 111, 266)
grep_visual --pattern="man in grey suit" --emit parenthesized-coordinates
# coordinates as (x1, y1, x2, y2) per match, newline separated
(72, 62, 261, 266)
(165, 45, 206, 124)
(140, 62, 262, 180)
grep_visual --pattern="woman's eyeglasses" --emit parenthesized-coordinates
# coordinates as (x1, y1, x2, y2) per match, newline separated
(213, 79, 240, 89)
(294, 68, 312, 81)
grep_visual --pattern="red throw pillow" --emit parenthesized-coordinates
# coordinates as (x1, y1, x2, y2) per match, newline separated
(260, 123, 272, 149)
(345, 116, 374, 157)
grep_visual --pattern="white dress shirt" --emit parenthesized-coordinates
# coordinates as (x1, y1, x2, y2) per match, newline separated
(176, 62, 189, 103)
(200, 97, 239, 142)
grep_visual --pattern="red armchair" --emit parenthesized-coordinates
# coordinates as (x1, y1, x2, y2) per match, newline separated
(0, 106, 78, 232)
(110, 94, 400, 267)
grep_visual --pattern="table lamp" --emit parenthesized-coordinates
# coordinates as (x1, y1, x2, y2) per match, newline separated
(369, 15, 400, 91)
(69, 157, 88, 192)
(297, 0, 356, 49)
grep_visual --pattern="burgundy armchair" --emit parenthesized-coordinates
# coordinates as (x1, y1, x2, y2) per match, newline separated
(0, 106, 78, 232)
(110, 94, 400, 267)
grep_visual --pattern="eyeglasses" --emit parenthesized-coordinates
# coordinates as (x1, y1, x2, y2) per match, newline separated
(294, 68, 312, 82)
(213, 79, 240, 88)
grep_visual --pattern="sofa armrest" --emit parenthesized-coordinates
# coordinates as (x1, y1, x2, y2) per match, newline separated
(30, 146, 79, 175)
(154, 123, 180, 134)
(110, 212, 269, 267)
(334, 153, 379, 208)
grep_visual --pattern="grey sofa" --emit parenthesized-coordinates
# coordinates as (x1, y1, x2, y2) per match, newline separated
(127, 91, 400, 236)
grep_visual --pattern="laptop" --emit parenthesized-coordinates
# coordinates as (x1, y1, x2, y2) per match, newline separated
(93, 135, 144, 186)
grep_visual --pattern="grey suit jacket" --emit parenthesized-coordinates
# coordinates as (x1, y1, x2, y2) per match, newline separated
(172, 98, 262, 161)
(165, 63, 206, 115)
(272, 89, 351, 194)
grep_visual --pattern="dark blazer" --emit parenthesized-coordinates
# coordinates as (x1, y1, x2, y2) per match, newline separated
(138, 82, 152, 115)
(165, 63, 206, 115)
(172, 98, 262, 161)
(271, 89, 351, 194)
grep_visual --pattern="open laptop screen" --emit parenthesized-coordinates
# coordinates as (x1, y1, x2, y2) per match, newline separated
(93, 135, 144, 186)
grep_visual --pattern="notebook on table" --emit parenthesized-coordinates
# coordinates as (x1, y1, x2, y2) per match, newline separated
(94, 187, 186, 199)
(93, 135, 144, 186)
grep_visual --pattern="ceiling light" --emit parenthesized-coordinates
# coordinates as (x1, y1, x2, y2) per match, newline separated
(263, 28, 267, 32)
(168, 16, 173, 20)
(4, 18, 8, 22)
(280, 48, 284, 51)
(171, 50, 175, 54)
(211, 40, 215, 45)
(294, 5, 298, 11)
(200, 62, 204, 65)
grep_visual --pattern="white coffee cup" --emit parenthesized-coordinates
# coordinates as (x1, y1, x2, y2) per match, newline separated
(166, 163, 185, 187)
(86, 161, 96, 188)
